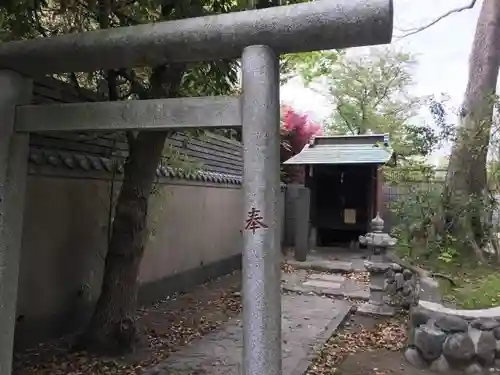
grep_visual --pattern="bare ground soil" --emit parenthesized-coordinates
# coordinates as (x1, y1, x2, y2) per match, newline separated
(13, 271, 242, 375)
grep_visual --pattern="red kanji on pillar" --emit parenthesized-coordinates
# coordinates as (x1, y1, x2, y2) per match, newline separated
(244, 207, 268, 234)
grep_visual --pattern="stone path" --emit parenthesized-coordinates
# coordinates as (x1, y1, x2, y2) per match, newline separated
(283, 249, 412, 310)
(281, 248, 380, 302)
(143, 295, 351, 375)
(281, 269, 370, 301)
(143, 249, 400, 375)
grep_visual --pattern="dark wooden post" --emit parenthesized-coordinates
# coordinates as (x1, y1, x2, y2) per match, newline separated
(376, 167, 384, 215)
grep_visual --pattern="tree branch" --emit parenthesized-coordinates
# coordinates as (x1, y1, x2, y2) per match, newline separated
(336, 101, 357, 135)
(371, 74, 399, 108)
(396, 0, 477, 39)
(116, 69, 149, 99)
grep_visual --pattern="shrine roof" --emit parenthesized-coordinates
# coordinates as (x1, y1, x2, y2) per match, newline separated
(283, 134, 394, 165)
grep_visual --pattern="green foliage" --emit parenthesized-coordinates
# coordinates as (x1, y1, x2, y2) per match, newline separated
(0, 0, 311, 186)
(388, 183, 454, 261)
(390, 188, 498, 309)
(0, 0, 258, 169)
(387, 161, 500, 310)
(383, 165, 444, 184)
(436, 246, 459, 263)
(283, 47, 439, 161)
(429, 256, 500, 310)
(389, 171, 500, 263)
(280, 50, 341, 85)
(323, 48, 418, 135)
(453, 272, 500, 309)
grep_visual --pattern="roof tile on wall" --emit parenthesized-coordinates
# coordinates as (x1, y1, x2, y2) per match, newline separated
(28, 148, 243, 185)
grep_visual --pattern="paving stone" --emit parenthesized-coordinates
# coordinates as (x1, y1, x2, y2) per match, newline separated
(307, 273, 346, 283)
(282, 284, 314, 295)
(343, 289, 370, 300)
(143, 295, 351, 375)
(364, 261, 394, 273)
(342, 278, 368, 290)
(282, 270, 369, 300)
(302, 280, 342, 289)
(287, 259, 354, 273)
(281, 269, 308, 282)
(341, 279, 370, 300)
(357, 302, 395, 316)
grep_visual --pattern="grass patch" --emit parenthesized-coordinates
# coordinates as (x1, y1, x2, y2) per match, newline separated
(394, 245, 500, 309)
(451, 272, 500, 309)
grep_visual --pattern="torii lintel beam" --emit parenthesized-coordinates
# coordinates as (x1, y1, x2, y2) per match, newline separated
(0, 0, 393, 75)
(14, 96, 241, 133)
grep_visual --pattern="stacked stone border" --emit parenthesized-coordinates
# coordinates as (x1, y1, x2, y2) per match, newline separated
(405, 300, 500, 374)
(352, 261, 418, 316)
(383, 264, 419, 309)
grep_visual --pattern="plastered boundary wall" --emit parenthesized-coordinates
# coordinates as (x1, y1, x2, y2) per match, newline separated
(15, 162, 285, 349)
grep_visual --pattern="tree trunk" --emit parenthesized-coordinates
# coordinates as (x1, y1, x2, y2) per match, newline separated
(444, 0, 500, 258)
(79, 133, 166, 354)
(79, 65, 184, 354)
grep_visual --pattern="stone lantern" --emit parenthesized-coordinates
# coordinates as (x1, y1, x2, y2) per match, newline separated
(358, 213, 397, 316)
(359, 213, 396, 262)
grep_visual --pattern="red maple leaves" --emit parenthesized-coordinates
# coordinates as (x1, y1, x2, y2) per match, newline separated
(281, 104, 323, 158)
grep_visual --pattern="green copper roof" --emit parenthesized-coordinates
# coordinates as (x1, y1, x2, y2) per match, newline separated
(283, 134, 394, 165)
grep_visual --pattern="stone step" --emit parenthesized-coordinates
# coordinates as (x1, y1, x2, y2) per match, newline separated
(286, 258, 395, 275)
(282, 271, 370, 301)
(283, 283, 370, 301)
(287, 259, 358, 273)
(307, 273, 347, 283)
(357, 302, 395, 316)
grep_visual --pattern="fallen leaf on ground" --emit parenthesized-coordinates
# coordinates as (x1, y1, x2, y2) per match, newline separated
(281, 263, 295, 274)
(306, 318, 407, 375)
(13, 272, 243, 375)
(345, 271, 370, 284)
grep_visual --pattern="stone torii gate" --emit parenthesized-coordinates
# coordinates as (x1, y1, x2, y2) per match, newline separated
(0, 1, 393, 374)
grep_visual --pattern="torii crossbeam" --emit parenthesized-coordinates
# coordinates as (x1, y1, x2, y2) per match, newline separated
(0, 1, 393, 374)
